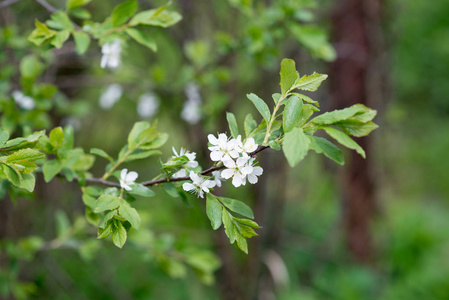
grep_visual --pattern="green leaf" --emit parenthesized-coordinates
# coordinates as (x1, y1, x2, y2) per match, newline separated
(272, 93, 282, 104)
(206, 194, 222, 230)
(20, 55, 44, 79)
(282, 127, 310, 167)
(139, 133, 168, 150)
(322, 126, 366, 158)
(47, 11, 74, 30)
(311, 104, 375, 125)
(0, 130, 9, 145)
(236, 223, 258, 238)
(2, 164, 21, 186)
(226, 112, 239, 138)
(293, 72, 328, 92)
(42, 160, 62, 182)
(308, 136, 344, 165)
(335, 120, 378, 137)
(219, 197, 254, 219)
(67, 0, 92, 10)
(244, 113, 257, 138)
(128, 183, 155, 197)
(73, 31, 90, 55)
(283, 95, 303, 133)
(49, 127, 64, 149)
(247, 93, 271, 123)
(234, 218, 262, 229)
(98, 222, 113, 239)
(129, 7, 182, 27)
(235, 233, 248, 254)
(6, 149, 44, 163)
(124, 150, 161, 162)
(99, 211, 116, 229)
(111, 0, 138, 27)
(128, 121, 149, 149)
(164, 182, 179, 198)
(119, 202, 141, 230)
(280, 58, 299, 94)
(294, 93, 319, 107)
(69, 8, 91, 19)
(17, 173, 36, 192)
(112, 221, 127, 248)
(28, 20, 56, 46)
(125, 28, 157, 52)
(55, 210, 71, 239)
(51, 29, 70, 49)
(94, 194, 120, 213)
(222, 209, 236, 244)
(90, 148, 113, 162)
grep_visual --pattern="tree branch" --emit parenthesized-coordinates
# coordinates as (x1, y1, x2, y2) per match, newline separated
(0, 0, 21, 9)
(84, 145, 270, 188)
(35, 0, 57, 14)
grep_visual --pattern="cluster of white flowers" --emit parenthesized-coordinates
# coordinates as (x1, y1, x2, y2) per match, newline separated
(12, 90, 35, 110)
(181, 82, 202, 124)
(120, 169, 138, 191)
(171, 147, 199, 178)
(182, 171, 216, 198)
(99, 84, 123, 109)
(101, 39, 122, 69)
(208, 133, 263, 187)
(137, 92, 159, 118)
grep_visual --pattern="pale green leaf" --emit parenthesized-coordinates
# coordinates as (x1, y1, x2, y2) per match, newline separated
(282, 127, 310, 167)
(293, 72, 328, 92)
(335, 120, 378, 137)
(112, 221, 127, 248)
(111, 0, 138, 27)
(119, 202, 141, 230)
(73, 31, 90, 54)
(311, 104, 374, 125)
(6, 149, 45, 163)
(43, 160, 62, 182)
(49, 127, 64, 149)
(244, 113, 257, 138)
(280, 58, 299, 94)
(206, 194, 222, 230)
(94, 194, 120, 213)
(125, 28, 157, 52)
(90, 148, 113, 162)
(219, 197, 254, 219)
(128, 183, 155, 197)
(322, 126, 366, 158)
(226, 112, 239, 138)
(51, 30, 70, 49)
(308, 136, 344, 165)
(222, 209, 236, 244)
(246, 93, 271, 123)
(283, 95, 303, 133)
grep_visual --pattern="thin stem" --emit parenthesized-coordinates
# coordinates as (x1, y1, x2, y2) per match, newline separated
(35, 0, 57, 14)
(82, 145, 270, 188)
(102, 149, 133, 180)
(262, 93, 288, 144)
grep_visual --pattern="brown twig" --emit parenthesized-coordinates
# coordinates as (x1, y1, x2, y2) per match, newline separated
(84, 145, 270, 188)
(0, 0, 21, 9)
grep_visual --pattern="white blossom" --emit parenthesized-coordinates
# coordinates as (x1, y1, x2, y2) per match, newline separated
(221, 155, 253, 188)
(182, 171, 215, 198)
(242, 137, 258, 153)
(181, 82, 202, 124)
(172, 147, 199, 169)
(12, 90, 35, 110)
(99, 84, 123, 109)
(101, 39, 122, 69)
(212, 170, 223, 188)
(172, 168, 187, 179)
(120, 168, 138, 191)
(208, 133, 240, 162)
(246, 157, 263, 184)
(137, 92, 159, 118)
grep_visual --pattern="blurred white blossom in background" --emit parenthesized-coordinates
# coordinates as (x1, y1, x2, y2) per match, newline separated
(12, 90, 35, 110)
(99, 84, 123, 110)
(101, 39, 122, 69)
(137, 92, 159, 118)
(181, 82, 202, 124)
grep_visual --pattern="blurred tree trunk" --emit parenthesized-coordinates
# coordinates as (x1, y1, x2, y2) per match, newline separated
(330, 0, 384, 262)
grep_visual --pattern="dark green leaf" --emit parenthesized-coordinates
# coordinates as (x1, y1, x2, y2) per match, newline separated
(244, 113, 257, 138)
(222, 209, 236, 244)
(128, 183, 155, 197)
(335, 120, 378, 137)
(112, 221, 127, 248)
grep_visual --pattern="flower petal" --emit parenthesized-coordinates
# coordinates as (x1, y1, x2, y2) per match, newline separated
(126, 171, 138, 182)
(120, 169, 128, 180)
(208, 134, 218, 145)
(223, 159, 236, 168)
(221, 169, 234, 179)
(210, 151, 223, 161)
(232, 175, 243, 187)
(182, 182, 195, 192)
